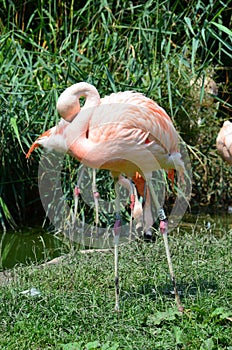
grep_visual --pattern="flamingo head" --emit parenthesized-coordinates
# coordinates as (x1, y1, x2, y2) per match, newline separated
(26, 122, 69, 159)
(26, 129, 54, 159)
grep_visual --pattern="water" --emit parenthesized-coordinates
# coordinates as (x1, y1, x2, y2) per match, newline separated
(0, 227, 67, 270)
(181, 212, 232, 235)
(0, 213, 232, 270)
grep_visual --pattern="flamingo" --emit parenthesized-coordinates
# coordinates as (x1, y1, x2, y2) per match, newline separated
(216, 121, 232, 164)
(26, 82, 186, 311)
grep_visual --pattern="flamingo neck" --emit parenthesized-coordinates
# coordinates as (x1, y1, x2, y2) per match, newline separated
(27, 83, 101, 159)
(56, 82, 101, 162)
(66, 112, 96, 164)
(57, 82, 100, 121)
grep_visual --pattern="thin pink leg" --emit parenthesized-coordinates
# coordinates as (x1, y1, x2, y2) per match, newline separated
(148, 180, 183, 312)
(114, 181, 121, 311)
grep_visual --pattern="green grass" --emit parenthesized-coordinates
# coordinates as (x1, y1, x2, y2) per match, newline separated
(1, 227, 232, 349)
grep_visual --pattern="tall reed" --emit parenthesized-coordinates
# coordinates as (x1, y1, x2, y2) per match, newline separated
(0, 0, 231, 228)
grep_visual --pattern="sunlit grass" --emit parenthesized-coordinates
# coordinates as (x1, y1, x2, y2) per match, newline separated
(0, 227, 232, 349)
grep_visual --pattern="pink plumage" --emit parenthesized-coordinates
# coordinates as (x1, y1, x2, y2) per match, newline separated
(26, 82, 184, 179)
(216, 121, 232, 164)
(26, 82, 185, 312)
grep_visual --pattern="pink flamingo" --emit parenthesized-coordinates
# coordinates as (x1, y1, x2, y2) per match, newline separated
(216, 121, 232, 164)
(26, 82, 185, 311)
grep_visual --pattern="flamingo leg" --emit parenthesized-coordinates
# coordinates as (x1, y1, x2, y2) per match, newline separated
(113, 177, 138, 310)
(73, 165, 86, 226)
(113, 180, 121, 311)
(128, 179, 137, 241)
(147, 179, 183, 312)
(92, 169, 99, 232)
(142, 183, 153, 238)
(118, 175, 144, 237)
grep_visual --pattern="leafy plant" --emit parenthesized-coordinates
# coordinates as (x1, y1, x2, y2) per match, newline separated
(0, 0, 231, 228)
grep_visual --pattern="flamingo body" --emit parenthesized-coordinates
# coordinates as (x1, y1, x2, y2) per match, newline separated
(216, 121, 232, 164)
(27, 82, 184, 179)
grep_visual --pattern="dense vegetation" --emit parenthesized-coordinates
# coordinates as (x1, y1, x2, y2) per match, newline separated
(0, 0, 231, 229)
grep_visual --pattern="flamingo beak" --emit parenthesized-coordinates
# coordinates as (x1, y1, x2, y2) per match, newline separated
(26, 129, 52, 159)
(26, 141, 40, 159)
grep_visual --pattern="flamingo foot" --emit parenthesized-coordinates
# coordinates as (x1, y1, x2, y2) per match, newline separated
(74, 185, 81, 197)
(93, 191, 99, 198)
(159, 219, 168, 235)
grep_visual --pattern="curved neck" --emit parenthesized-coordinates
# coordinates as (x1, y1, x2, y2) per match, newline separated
(59, 83, 100, 161)
(57, 82, 100, 121)
(65, 106, 96, 163)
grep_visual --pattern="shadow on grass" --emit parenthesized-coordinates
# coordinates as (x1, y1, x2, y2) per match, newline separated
(121, 278, 219, 303)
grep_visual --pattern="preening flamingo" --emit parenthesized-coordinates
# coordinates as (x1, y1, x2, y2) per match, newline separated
(216, 121, 232, 164)
(26, 82, 186, 311)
